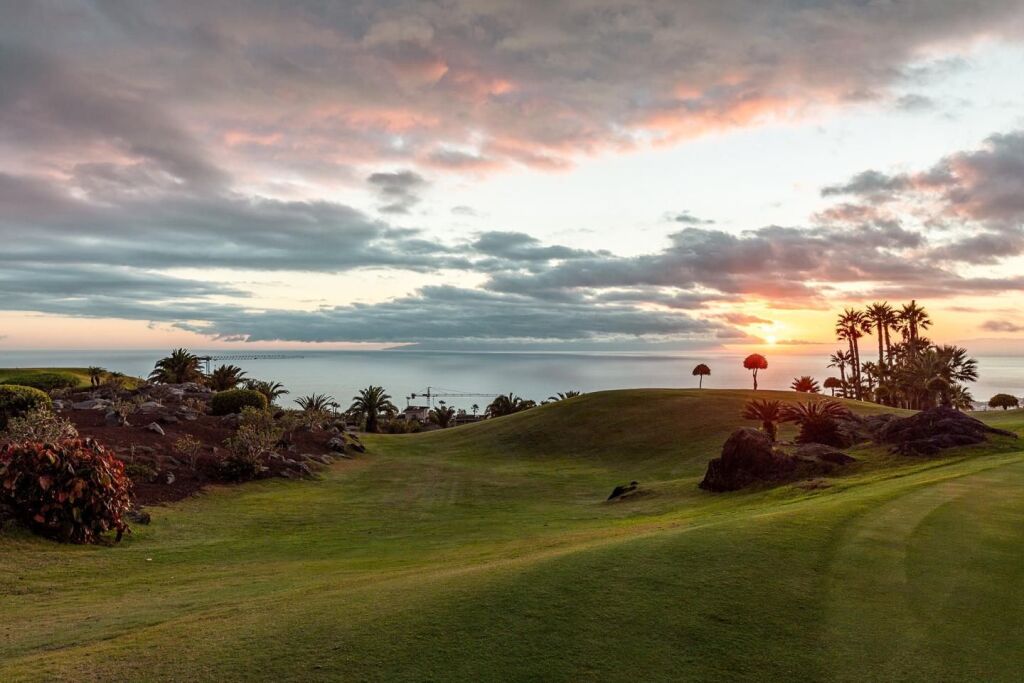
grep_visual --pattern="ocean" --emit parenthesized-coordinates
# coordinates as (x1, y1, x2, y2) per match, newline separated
(1, 349, 1022, 412)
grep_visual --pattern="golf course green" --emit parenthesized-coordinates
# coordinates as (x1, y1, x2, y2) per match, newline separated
(2, 389, 1023, 681)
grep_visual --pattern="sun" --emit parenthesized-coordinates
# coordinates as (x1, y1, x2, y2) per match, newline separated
(765, 335, 778, 345)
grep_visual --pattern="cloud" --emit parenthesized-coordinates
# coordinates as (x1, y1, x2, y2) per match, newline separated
(667, 211, 715, 225)
(366, 170, 428, 214)
(981, 320, 1024, 333)
(2, 1, 1023, 183)
(719, 313, 772, 325)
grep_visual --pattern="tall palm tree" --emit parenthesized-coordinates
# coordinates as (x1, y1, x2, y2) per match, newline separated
(471, 403, 480, 417)
(864, 302, 894, 372)
(835, 309, 870, 399)
(827, 350, 852, 395)
(149, 348, 203, 384)
(349, 385, 397, 433)
(208, 364, 247, 391)
(898, 300, 932, 343)
(741, 399, 783, 442)
(692, 363, 711, 388)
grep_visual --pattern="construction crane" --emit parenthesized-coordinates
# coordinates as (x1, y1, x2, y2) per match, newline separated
(197, 354, 303, 374)
(406, 386, 496, 407)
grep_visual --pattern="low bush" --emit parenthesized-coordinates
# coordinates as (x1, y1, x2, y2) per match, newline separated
(0, 372, 81, 393)
(221, 407, 280, 481)
(0, 438, 133, 543)
(380, 418, 422, 434)
(210, 389, 269, 416)
(0, 385, 52, 430)
(4, 406, 78, 443)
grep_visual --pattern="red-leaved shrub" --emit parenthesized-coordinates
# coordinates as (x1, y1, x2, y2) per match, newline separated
(0, 439, 133, 544)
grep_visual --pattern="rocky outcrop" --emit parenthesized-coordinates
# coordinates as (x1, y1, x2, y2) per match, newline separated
(701, 428, 856, 492)
(876, 406, 1017, 456)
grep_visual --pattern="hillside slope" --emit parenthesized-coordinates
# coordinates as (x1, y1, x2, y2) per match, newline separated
(1, 390, 1022, 681)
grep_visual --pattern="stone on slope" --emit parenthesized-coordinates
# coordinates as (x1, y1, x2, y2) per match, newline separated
(876, 405, 1017, 456)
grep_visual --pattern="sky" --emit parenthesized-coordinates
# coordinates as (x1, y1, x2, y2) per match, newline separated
(3, 0, 1024, 353)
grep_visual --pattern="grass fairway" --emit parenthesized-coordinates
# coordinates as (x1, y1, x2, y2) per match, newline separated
(0, 368, 93, 388)
(2, 390, 1023, 681)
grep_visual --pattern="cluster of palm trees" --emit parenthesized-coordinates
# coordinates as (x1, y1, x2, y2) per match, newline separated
(826, 301, 978, 410)
(741, 398, 852, 444)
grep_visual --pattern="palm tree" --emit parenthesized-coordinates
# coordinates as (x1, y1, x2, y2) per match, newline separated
(149, 348, 203, 384)
(87, 366, 106, 388)
(244, 379, 289, 405)
(692, 363, 711, 388)
(485, 393, 536, 418)
(827, 350, 852, 395)
(898, 300, 932, 343)
(208, 364, 247, 391)
(742, 354, 768, 390)
(429, 404, 456, 428)
(864, 302, 894, 373)
(547, 391, 583, 401)
(349, 385, 397, 433)
(835, 309, 870, 399)
(823, 377, 844, 396)
(295, 393, 339, 412)
(791, 376, 820, 393)
(741, 399, 783, 441)
(949, 384, 975, 412)
(471, 403, 480, 417)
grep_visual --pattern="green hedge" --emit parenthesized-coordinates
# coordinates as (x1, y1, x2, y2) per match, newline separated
(0, 372, 81, 392)
(0, 385, 53, 430)
(210, 389, 269, 416)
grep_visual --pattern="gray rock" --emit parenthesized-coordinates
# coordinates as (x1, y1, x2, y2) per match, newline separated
(72, 399, 110, 410)
(159, 414, 180, 424)
(144, 422, 166, 436)
(127, 508, 152, 525)
(139, 401, 164, 412)
(104, 410, 125, 427)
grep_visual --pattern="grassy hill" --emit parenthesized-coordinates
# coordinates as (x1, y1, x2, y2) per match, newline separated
(2, 390, 1023, 681)
(0, 367, 93, 388)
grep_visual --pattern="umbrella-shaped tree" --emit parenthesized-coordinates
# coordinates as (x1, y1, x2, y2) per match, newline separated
(692, 363, 711, 388)
(823, 377, 844, 397)
(743, 354, 768, 390)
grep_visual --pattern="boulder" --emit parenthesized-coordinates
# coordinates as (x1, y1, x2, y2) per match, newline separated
(127, 508, 152, 525)
(104, 410, 126, 427)
(144, 422, 166, 436)
(876, 406, 1017, 456)
(700, 428, 856, 492)
(138, 401, 164, 412)
(159, 414, 180, 424)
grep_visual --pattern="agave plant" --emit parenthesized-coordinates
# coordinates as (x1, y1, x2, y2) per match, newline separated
(207, 364, 247, 391)
(740, 399, 783, 442)
(295, 393, 339, 412)
(779, 399, 852, 446)
(148, 348, 203, 384)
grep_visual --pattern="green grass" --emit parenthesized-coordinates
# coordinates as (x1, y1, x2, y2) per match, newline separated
(2, 389, 1023, 681)
(0, 368, 93, 389)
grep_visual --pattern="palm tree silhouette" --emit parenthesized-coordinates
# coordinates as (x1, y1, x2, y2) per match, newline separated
(898, 300, 931, 343)
(791, 376, 820, 393)
(835, 309, 870, 399)
(827, 350, 852, 395)
(149, 349, 203, 384)
(864, 302, 895, 373)
(349, 385, 397, 433)
(741, 399, 782, 441)
(823, 377, 844, 396)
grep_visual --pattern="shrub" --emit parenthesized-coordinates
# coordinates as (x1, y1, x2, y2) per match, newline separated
(173, 435, 204, 471)
(4, 406, 78, 443)
(0, 372, 80, 393)
(0, 385, 52, 430)
(221, 407, 280, 481)
(989, 393, 1020, 411)
(211, 389, 269, 416)
(0, 439, 133, 543)
(780, 400, 852, 447)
